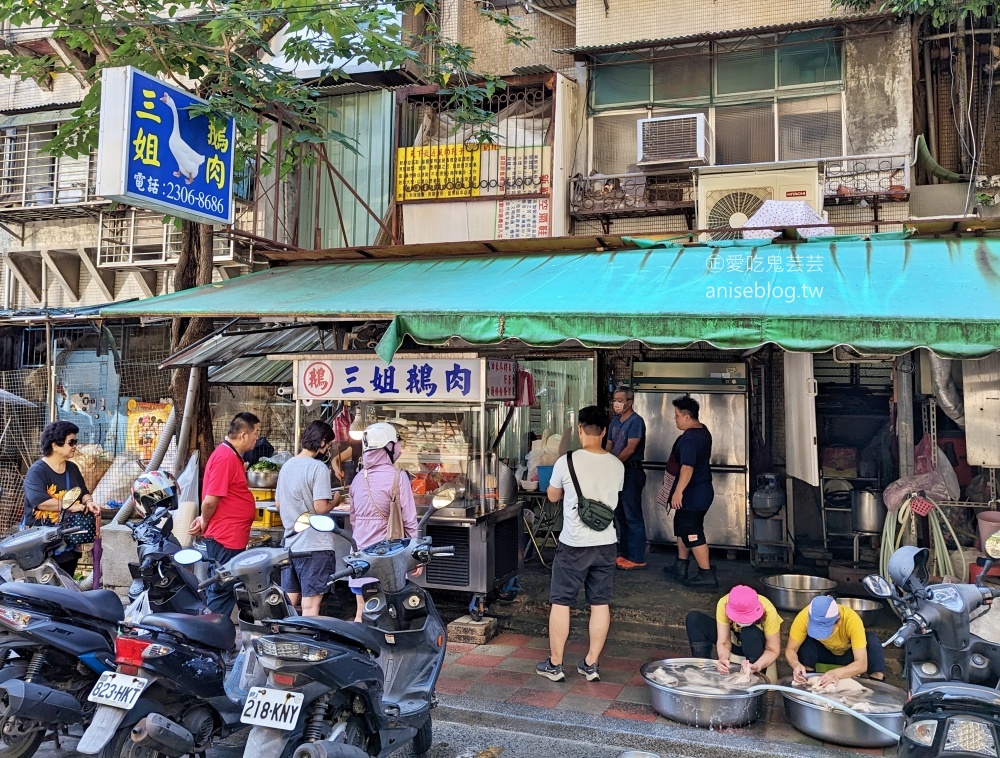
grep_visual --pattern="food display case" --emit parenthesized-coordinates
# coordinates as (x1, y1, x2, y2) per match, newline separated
(291, 355, 524, 619)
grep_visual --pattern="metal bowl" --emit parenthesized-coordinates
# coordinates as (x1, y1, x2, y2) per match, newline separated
(640, 658, 766, 728)
(246, 470, 279, 489)
(837, 597, 885, 627)
(780, 677, 904, 747)
(761, 574, 838, 612)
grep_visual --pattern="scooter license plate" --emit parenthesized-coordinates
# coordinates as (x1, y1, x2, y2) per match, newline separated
(87, 671, 148, 709)
(240, 687, 304, 730)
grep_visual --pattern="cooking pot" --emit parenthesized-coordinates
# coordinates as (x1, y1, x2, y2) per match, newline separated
(247, 469, 279, 489)
(851, 490, 887, 535)
(498, 461, 518, 505)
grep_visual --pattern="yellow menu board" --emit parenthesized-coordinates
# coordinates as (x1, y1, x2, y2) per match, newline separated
(395, 145, 483, 201)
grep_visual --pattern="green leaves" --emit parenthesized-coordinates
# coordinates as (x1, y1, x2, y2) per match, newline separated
(833, 0, 991, 26)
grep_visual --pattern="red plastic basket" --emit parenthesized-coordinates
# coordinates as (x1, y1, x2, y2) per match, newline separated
(910, 495, 934, 517)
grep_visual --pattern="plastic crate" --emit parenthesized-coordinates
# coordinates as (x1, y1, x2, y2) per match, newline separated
(249, 488, 275, 502)
(252, 506, 281, 529)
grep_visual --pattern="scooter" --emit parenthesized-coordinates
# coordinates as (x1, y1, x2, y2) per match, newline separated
(124, 504, 205, 617)
(76, 544, 305, 758)
(242, 499, 454, 758)
(864, 533, 1000, 757)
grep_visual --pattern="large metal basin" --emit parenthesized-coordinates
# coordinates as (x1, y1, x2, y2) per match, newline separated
(761, 574, 837, 611)
(852, 490, 887, 534)
(247, 470, 279, 489)
(780, 677, 904, 747)
(837, 597, 885, 627)
(640, 659, 766, 728)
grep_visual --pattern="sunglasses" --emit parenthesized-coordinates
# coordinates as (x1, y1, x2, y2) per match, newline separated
(62, 439, 78, 447)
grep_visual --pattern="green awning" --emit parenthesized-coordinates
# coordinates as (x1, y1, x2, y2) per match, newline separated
(99, 238, 1000, 360)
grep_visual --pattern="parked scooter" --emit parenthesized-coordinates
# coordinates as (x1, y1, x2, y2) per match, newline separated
(864, 534, 1000, 757)
(0, 471, 205, 758)
(76, 544, 305, 757)
(0, 487, 91, 589)
(242, 497, 455, 758)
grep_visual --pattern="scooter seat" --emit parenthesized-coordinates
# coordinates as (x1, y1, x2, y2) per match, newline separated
(275, 617, 382, 655)
(0, 583, 124, 623)
(140, 613, 236, 651)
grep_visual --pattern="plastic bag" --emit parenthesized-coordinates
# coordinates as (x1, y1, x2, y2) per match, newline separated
(175, 451, 200, 506)
(262, 452, 292, 467)
(124, 591, 151, 624)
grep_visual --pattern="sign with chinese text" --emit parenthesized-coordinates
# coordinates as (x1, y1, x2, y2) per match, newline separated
(97, 67, 236, 225)
(485, 359, 516, 401)
(395, 145, 483, 201)
(295, 358, 484, 402)
(497, 198, 550, 239)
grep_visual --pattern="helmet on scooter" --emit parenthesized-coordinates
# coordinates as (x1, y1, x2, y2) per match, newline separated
(888, 545, 930, 592)
(132, 470, 179, 514)
(362, 422, 399, 452)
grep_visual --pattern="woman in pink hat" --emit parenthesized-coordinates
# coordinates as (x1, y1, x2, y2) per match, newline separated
(685, 584, 783, 675)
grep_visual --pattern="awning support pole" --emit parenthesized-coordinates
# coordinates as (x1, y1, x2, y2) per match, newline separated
(174, 368, 201, 472)
(896, 354, 915, 479)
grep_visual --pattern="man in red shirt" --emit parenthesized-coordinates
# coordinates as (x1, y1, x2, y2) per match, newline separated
(189, 412, 260, 616)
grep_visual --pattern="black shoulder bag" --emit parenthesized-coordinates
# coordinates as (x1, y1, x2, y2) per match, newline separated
(566, 451, 615, 532)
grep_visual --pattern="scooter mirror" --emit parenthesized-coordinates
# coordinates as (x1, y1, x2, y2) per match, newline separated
(863, 574, 893, 598)
(173, 548, 203, 566)
(60, 487, 83, 510)
(432, 487, 457, 509)
(985, 532, 1000, 560)
(307, 514, 338, 533)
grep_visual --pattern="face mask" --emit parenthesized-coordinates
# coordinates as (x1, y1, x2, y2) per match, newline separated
(613, 402, 626, 413)
(388, 442, 403, 463)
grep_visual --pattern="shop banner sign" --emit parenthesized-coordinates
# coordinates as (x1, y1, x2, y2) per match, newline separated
(296, 359, 483, 402)
(485, 359, 516, 401)
(97, 66, 236, 225)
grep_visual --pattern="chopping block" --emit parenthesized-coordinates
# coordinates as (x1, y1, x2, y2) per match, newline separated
(447, 615, 498, 645)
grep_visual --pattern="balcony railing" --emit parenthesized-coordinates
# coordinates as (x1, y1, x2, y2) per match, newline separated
(97, 203, 257, 268)
(823, 153, 910, 203)
(0, 124, 103, 221)
(570, 171, 695, 218)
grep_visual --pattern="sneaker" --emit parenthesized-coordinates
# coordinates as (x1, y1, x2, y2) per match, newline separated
(535, 658, 565, 682)
(577, 658, 601, 681)
(616, 557, 647, 570)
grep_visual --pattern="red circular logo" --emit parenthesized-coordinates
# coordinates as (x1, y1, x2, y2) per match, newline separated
(301, 362, 334, 397)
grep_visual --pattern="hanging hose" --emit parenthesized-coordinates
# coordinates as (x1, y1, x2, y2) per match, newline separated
(879, 495, 966, 582)
(746, 684, 901, 741)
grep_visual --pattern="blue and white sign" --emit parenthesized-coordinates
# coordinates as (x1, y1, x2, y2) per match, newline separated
(97, 66, 236, 225)
(295, 358, 485, 402)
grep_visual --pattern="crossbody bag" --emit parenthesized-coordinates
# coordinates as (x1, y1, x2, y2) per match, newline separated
(566, 451, 615, 532)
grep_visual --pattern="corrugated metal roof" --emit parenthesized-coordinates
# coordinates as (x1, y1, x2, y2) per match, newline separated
(531, 0, 575, 8)
(555, 14, 885, 55)
(512, 64, 556, 75)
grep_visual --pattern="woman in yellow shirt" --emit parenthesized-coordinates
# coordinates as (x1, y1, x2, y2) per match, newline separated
(785, 595, 885, 686)
(685, 585, 782, 674)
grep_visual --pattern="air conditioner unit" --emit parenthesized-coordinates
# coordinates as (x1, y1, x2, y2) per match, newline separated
(696, 162, 823, 240)
(636, 114, 713, 168)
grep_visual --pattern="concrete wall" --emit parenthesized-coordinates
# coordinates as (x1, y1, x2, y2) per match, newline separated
(575, 0, 857, 49)
(844, 23, 913, 155)
(442, 1, 575, 76)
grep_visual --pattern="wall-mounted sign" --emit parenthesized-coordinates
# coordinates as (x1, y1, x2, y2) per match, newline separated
(97, 66, 236, 225)
(485, 359, 516, 401)
(296, 358, 484, 402)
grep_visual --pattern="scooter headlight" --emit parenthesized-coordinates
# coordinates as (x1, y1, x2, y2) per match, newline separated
(904, 720, 938, 747)
(253, 638, 329, 662)
(0, 606, 31, 630)
(944, 719, 998, 757)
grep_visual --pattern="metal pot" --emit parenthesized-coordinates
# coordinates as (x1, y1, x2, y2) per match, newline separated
(498, 462, 518, 505)
(761, 574, 838, 612)
(851, 490, 887, 535)
(837, 597, 885, 627)
(780, 677, 904, 747)
(247, 469, 279, 489)
(640, 659, 766, 728)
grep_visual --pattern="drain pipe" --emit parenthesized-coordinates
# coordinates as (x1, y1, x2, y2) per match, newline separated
(928, 353, 965, 428)
(173, 368, 201, 474)
(746, 684, 901, 742)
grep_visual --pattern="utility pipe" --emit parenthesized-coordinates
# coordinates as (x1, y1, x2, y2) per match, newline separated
(924, 28, 1000, 41)
(173, 368, 201, 473)
(923, 41, 939, 183)
(927, 354, 965, 428)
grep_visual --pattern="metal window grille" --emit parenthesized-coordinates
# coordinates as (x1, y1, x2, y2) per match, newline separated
(0, 124, 97, 210)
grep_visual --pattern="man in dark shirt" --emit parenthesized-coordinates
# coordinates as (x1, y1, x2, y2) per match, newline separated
(669, 396, 717, 589)
(606, 386, 647, 569)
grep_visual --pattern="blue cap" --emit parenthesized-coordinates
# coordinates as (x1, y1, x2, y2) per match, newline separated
(806, 596, 840, 639)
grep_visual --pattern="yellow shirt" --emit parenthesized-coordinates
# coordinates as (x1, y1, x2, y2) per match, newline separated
(715, 593, 782, 636)
(789, 604, 867, 656)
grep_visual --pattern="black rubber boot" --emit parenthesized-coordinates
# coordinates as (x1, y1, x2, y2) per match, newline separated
(683, 565, 719, 590)
(662, 556, 690, 583)
(690, 642, 714, 659)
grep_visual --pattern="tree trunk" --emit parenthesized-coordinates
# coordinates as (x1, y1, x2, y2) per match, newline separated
(170, 221, 217, 472)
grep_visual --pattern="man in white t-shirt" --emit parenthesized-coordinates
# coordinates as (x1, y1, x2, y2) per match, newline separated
(536, 406, 625, 683)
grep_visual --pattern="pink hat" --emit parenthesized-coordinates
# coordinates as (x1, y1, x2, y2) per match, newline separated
(725, 585, 765, 625)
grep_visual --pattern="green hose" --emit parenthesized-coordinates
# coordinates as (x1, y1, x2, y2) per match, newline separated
(879, 496, 966, 583)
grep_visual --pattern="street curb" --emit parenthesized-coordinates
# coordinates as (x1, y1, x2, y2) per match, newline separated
(435, 694, 848, 758)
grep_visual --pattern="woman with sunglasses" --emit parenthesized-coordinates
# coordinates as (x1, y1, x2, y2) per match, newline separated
(21, 421, 100, 574)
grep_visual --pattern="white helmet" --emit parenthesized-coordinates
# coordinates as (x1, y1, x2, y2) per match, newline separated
(362, 422, 399, 452)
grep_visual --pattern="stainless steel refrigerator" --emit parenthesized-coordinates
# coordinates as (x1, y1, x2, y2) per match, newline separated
(631, 361, 750, 548)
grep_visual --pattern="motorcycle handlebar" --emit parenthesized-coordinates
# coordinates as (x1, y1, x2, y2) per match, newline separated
(198, 573, 221, 590)
(894, 620, 920, 647)
(328, 567, 356, 584)
(288, 550, 312, 560)
(429, 546, 455, 555)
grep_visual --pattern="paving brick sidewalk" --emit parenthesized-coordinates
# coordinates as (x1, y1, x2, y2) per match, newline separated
(438, 632, 893, 757)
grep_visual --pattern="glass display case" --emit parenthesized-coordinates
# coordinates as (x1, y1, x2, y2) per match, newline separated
(361, 402, 500, 511)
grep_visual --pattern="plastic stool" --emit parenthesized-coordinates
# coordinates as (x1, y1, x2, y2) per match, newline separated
(729, 653, 778, 685)
(814, 663, 843, 674)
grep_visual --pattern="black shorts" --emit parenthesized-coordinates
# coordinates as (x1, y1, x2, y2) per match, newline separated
(549, 543, 616, 606)
(674, 508, 708, 546)
(282, 550, 338, 598)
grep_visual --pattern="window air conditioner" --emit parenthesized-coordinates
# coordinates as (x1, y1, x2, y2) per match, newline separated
(636, 114, 713, 168)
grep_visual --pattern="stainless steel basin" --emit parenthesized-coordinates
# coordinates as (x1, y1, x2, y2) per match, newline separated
(780, 676, 904, 747)
(837, 596, 885, 627)
(640, 658, 766, 728)
(761, 574, 838, 611)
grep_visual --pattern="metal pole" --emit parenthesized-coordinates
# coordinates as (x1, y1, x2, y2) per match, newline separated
(174, 368, 201, 473)
(46, 318, 55, 423)
(896, 354, 915, 478)
(294, 397, 302, 451)
(923, 41, 939, 182)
